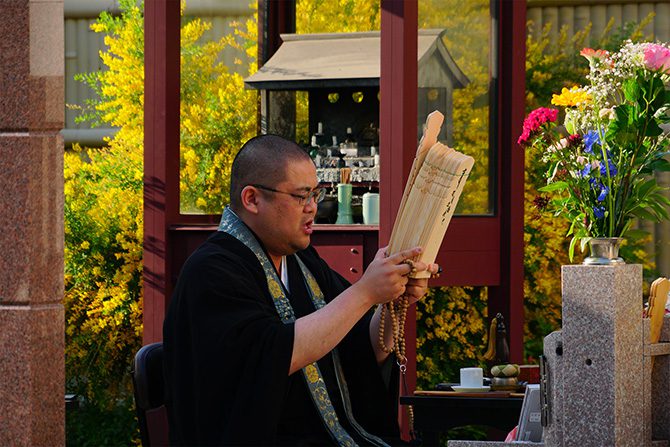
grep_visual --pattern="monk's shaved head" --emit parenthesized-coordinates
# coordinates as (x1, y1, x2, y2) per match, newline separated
(229, 134, 312, 210)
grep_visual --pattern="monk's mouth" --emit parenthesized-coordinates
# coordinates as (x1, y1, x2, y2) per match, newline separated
(303, 220, 314, 235)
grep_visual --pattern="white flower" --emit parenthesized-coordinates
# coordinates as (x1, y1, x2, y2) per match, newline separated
(599, 108, 616, 120)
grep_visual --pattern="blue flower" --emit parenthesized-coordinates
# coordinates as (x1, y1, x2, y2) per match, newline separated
(583, 130, 600, 153)
(593, 206, 606, 219)
(597, 185, 609, 202)
(580, 163, 592, 177)
(600, 160, 618, 176)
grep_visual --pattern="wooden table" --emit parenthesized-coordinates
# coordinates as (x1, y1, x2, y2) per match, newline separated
(400, 391, 523, 446)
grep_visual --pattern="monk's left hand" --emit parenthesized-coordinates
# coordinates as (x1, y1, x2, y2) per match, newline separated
(404, 263, 440, 305)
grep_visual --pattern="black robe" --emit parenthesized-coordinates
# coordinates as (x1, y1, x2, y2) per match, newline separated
(163, 231, 400, 446)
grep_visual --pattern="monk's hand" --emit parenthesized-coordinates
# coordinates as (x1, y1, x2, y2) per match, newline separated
(356, 246, 425, 305)
(405, 263, 440, 305)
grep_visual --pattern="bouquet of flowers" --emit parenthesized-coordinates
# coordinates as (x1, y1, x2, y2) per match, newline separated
(518, 41, 670, 260)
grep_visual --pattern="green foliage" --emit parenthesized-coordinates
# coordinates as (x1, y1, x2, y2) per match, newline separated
(66, 401, 139, 447)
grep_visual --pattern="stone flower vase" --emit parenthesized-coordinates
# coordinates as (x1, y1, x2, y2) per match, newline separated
(583, 237, 625, 265)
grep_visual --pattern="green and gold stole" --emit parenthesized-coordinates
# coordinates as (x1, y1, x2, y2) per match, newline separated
(219, 207, 389, 447)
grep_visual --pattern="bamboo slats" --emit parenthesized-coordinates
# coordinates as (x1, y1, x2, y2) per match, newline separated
(387, 111, 475, 278)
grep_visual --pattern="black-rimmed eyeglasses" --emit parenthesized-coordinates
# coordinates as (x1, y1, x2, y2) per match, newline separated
(250, 184, 326, 206)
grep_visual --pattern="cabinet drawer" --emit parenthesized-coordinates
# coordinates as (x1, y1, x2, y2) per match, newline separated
(312, 234, 364, 284)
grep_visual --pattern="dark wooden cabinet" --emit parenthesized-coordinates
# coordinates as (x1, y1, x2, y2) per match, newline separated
(169, 225, 379, 288)
(311, 225, 379, 283)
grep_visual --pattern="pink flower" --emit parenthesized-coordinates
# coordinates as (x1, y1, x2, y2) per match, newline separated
(518, 107, 559, 146)
(567, 134, 582, 148)
(643, 44, 670, 73)
(580, 48, 609, 67)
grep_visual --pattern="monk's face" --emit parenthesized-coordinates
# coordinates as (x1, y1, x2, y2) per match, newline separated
(256, 159, 319, 260)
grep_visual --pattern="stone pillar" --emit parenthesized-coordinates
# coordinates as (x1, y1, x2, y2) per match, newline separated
(542, 330, 564, 446)
(561, 265, 644, 446)
(0, 1, 65, 445)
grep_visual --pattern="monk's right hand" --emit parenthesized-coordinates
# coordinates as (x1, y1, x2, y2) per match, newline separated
(355, 246, 427, 306)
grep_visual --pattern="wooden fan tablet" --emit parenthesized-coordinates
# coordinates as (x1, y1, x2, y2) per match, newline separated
(387, 112, 475, 277)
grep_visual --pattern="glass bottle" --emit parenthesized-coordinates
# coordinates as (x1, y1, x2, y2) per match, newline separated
(309, 135, 319, 159)
(344, 127, 356, 147)
(313, 122, 327, 148)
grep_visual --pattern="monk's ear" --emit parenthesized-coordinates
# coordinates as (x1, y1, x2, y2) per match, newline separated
(240, 185, 261, 214)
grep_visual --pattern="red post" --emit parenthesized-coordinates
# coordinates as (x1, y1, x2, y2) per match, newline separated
(258, 0, 295, 65)
(489, 0, 526, 363)
(380, 0, 418, 440)
(143, 0, 181, 344)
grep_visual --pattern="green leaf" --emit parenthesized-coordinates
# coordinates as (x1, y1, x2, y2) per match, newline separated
(653, 193, 670, 206)
(606, 105, 637, 144)
(649, 201, 670, 220)
(580, 236, 591, 252)
(622, 78, 641, 103)
(637, 178, 657, 198)
(645, 120, 663, 137)
(538, 181, 569, 192)
(632, 206, 660, 221)
(624, 228, 649, 239)
(567, 218, 578, 236)
(650, 158, 670, 172)
(649, 77, 667, 111)
(569, 236, 578, 262)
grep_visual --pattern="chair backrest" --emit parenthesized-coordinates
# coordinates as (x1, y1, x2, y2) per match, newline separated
(131, 342, 169, 447)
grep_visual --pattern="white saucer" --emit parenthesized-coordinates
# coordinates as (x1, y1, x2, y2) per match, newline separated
(451, 385, 491, 392)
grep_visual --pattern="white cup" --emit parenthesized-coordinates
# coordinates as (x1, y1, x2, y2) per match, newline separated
(460, 367, 483, 388)
(362, 192, 379, 225)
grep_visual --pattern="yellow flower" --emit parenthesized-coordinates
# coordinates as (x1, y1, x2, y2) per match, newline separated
(551, 86, 591, 107)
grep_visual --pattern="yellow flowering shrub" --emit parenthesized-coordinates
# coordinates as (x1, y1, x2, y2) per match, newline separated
(296, 0, 380, 33)
(416, 287, 489, 384)
(66, 0, 257, 443)
(179, 13, 257, 213)
(66, 1, 145, 420)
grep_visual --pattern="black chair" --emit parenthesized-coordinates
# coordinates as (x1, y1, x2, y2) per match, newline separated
(131, 342, 169, 447)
